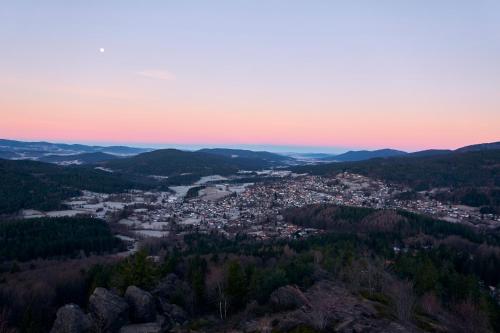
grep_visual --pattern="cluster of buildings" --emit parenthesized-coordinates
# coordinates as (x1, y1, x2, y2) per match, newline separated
(22, 172, 500, 244)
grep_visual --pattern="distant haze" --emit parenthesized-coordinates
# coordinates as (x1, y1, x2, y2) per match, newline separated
(1, 1, 499, 150)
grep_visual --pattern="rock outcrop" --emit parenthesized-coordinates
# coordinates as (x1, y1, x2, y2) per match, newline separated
(89, 288, 129, 332)
(269, 285, 310, 311)
(51, 285, 189, 333)
(51, 280, 417, 333)
(119, 322, 163, 333)
(125, 286, 156, 323)
(157, 302, 188, 326)
(50, 304, 92, 333)
(240, 280, 416, 333)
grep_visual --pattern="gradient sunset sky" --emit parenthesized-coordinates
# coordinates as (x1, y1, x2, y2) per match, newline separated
(1, 1, 499, 152)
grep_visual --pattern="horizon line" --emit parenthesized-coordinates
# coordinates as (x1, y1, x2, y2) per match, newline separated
(2, 137, 498, 155)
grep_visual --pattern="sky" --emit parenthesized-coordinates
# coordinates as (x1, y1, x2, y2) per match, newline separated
(1, 0, 499, 153)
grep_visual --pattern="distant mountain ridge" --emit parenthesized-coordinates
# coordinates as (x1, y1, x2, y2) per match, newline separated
(407, 149, 452, 157)
(1, 138, 499, 165)
(198, 148, 297, 165)
(0, 159, 152, 215)
(322, 149, 407, 162)
(103, 148, 295, 177)
(103, 149, 239, 176)
(317, 141, 500, 162)
(0, 139, 152, 160)
(455, 141, 500, 152)
(39, 152, 119, 165)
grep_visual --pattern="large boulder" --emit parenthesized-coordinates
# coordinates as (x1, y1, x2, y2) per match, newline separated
(125, 286, 156, 323)
(89, 287, 129, 332)
(119, 322, 163, 333)
(50, 304, 93, 333)
(269, 285, 310, 311)
(274, 310, 310, 332)
(159, 302, 188, 326)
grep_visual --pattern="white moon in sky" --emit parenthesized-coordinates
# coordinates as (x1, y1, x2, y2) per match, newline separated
(99, 48, 105, 53)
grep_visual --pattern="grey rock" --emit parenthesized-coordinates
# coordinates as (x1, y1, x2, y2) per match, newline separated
(269, 285, 310, 311)
(50, 304, 92, 333)
(159, 302, 188, 325)
(125, 286, 156, 323)
(89, 287, 129, 332)
(155, 315, 172, 332)
(274, 310, 310, 332)
(119, 322, 163, 333)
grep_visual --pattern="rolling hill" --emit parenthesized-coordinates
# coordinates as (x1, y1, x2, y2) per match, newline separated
(103, 149, 240, 176)
(292, 149, 500, 211)
(0, 158, 155, 215)
(321, 148, 407, 162)
(198, 148, 297, 165)
(0, 138, 152, 159)
(39, 152, 119, 165)
(103, 148, 293, 177)
(407, 149, 452, 157)
(294, 149, 500, 189)
(312, 141, 500, 163)
(455, 141, 500, 153)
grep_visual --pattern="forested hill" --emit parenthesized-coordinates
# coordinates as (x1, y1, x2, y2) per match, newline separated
(293, 149, 500, 190)
(0, 159, 151, 214)
(39, 152, 119, 164)
(198, 148, 296, 165)
(0, 217, 123, 261)
(321, 148, 407, 162)
(103, 148, 289, 177)
(293, 150, 500, 212)
(0, 138, 151, 157)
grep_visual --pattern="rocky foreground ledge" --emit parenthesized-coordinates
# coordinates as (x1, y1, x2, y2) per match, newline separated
(51, 277, 188, 333)
(51, 275, 415, 333)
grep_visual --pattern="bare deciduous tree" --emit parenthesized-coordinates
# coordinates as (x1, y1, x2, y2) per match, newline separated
(206, 265, 229, 320)
(447, 300, 491, 333)
(389, 279, 416, 323)
(309, 298, 330, 330)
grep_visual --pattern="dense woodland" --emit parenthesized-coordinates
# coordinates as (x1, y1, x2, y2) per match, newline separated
(0, 217, 124, 261)
(102, 149, 279, 177)
(1, 205, 499, 332)
(293, 150, 500, 190)
(0, 159, 171, 215)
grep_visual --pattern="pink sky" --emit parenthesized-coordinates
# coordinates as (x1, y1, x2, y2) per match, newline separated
(1, 1, 499, 151)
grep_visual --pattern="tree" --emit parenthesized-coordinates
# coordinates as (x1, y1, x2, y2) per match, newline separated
(187, 256, 207, 311)
(225, 261, 247, 311)
(115, 250, 158, 291)
(388, 279, 416, 323)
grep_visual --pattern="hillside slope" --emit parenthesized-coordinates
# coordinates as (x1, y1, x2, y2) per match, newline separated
(293, 150, 500, 211)
(0, 159, 150, 214)
(103, 148, 284, 177)
(198, 148, 296, 165)
(38, 152, 119, 164)
(39, 152, 119, 164)
(294, 150, 500, 189)
(0, 138, 151, 159)
(322, 148, 407, 162)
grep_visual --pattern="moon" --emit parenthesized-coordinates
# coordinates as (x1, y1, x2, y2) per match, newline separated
(99, 48, 105, 53)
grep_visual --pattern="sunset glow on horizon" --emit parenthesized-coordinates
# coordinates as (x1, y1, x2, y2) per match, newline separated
(1, 1, 499, 152)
